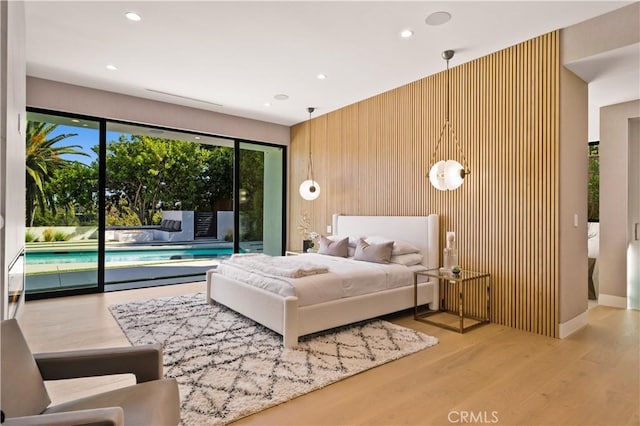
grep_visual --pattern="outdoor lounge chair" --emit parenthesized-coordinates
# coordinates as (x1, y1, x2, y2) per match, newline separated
(0, 319, 181, 425)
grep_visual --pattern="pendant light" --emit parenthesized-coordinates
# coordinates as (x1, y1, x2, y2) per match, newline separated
(428, 50, 470, 191)
(299, 107, 321, 200)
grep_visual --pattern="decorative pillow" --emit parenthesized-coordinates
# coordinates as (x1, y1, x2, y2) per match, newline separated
(171, 220, 182, 231)
(365, 236, 420, 255)
(327, 234, 361, 247)
(389, 252, 423, 266)
(318, 236, 349, 257)
(353, 238, 394, 264)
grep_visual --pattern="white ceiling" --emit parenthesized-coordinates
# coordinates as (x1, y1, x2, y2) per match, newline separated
(25, 1, 636, 127)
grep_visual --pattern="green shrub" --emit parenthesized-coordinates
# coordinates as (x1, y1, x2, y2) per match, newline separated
(25, 231, 38, 243)
(151, 211, 163, 225)
(54, 231, 69, 241)
(42, 228, 56, 242)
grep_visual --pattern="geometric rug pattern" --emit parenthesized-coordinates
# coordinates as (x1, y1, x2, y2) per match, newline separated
(109, 292, 438, 425)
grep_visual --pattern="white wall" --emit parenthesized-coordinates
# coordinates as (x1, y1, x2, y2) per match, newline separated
(563, 3, 640, 144)
(1, 1, 27, 319)
(627, 118, 639, 310)
(27, 77, 290, 147)
(600, 100, 640, 308)
(558, 2, 639, 332)
(559, 67, 589, 326)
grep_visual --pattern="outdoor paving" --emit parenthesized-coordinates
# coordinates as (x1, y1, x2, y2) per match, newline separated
(27, 259, 220, 293)
(24, 239, 264, 294)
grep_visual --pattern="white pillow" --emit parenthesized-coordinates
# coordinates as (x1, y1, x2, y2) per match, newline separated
(389, 252, 423, 266)
(365, 236, 420, 255)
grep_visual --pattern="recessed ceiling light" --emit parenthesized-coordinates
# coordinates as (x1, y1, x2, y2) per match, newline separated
(400, 29, 414, 38)
(317, 74, 327, 80)
(425, 11, 452, 26)
(125, 12, 141, 22)
(194, 136, 201, 140)
(106, 64, 118, 71)
(264, 102, 272, 107)
(71, 119, 80, 123)
(274, 94, 289, 101)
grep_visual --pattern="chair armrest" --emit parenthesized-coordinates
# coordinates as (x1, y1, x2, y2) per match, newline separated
(4, 407, 124, 426)
(34, 344, 163, 383)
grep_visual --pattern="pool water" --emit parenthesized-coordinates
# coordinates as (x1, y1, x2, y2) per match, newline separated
(26, 247, 233, 264)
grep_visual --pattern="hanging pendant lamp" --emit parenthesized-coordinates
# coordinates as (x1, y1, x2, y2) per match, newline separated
(299, 107, 321, 200)
(428, 50, 470, 191)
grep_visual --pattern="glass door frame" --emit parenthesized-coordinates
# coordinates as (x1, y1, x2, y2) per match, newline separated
(25, 108, 288, 300)
(233, 140, 288, 255)
(25, 107, 106, 300)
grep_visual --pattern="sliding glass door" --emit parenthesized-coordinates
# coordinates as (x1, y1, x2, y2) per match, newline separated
(25, 109, 286, 296)
(24, 111, 101, 295)
(104, 122, 235, 290)
(238, 142, 285, 255)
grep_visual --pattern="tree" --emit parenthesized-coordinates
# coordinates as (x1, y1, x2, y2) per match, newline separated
(198, 146, 233, 211)
(45, 161, 99, 226)
(25, 121, 87, 226)
(105, 135, 234, 225)
(239, 149, 265, 241)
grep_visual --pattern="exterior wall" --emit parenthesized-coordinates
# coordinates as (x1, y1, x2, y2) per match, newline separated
(290, 33, 562, 337)
(26, 77, 290, 146)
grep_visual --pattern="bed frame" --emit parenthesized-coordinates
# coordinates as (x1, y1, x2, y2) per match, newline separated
(206, 214, 439, 347)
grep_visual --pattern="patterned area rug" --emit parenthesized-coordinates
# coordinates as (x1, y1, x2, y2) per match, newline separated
(109, 292, 438, 425)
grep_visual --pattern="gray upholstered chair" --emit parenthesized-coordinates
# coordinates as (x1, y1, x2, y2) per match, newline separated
(0, 319, 181, 425)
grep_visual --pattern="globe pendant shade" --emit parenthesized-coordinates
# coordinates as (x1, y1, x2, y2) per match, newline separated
(299, 179, 321, 200)
(429, 160, 465, 191)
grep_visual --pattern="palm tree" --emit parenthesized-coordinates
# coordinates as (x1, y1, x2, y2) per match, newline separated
(25, 121, 86, 226)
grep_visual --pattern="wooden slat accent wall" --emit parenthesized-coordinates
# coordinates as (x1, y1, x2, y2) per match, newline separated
(289, 32, 559, 337)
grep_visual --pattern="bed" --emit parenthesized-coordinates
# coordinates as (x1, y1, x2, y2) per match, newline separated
(206, 214, 439, 347)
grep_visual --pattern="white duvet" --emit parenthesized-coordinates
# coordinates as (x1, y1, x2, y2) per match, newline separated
(216, 253, 422, 306)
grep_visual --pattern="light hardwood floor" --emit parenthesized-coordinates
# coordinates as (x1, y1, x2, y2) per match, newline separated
(17, 281, 640, 426)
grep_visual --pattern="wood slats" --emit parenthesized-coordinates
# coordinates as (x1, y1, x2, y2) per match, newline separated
(288, 32, 560, 338)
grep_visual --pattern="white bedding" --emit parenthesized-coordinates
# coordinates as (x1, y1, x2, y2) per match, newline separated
(224, 253, 329, 278)
(217, 253, 425, 307)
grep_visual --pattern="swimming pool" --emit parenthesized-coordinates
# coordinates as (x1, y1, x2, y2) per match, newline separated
(25, 246, 234, 264)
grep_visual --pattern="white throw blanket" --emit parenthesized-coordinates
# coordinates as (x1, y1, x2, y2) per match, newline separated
(223, 253, 329, 278)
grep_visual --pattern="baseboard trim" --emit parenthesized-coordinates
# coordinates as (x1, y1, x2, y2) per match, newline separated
(598, 294, 627, 309)
(559, 311, 588, 339)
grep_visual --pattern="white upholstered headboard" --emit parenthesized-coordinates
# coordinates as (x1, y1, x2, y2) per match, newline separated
(332, 214, 439, 269)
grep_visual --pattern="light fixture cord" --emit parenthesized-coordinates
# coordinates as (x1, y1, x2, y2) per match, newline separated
(446, 56, 450, 123)
(428, 55, 469, 172)
(307, 108, 314, 183)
